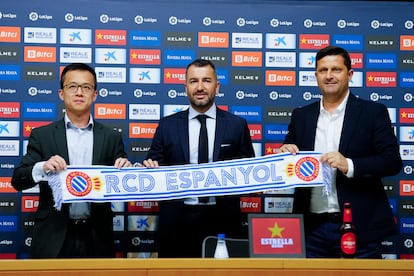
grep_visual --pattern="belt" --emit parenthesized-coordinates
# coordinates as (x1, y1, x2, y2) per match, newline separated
(309, 212, 341, 223)
(69, 219, 90, 225)
(183, 197, 216, 206)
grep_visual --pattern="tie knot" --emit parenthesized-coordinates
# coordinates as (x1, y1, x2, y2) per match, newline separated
(196, 114, 208, 124)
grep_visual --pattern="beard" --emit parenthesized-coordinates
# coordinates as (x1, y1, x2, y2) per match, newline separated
(189, 95, 214, 112)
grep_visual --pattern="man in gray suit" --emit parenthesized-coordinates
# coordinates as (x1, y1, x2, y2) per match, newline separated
(143, 59, 255, 257)
(12, 63, 132, 258)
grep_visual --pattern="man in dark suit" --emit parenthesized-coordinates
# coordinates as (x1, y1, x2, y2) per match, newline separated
(12, 63, 132, 258)
(278, 46, 402, 258)
(143, 58, 255, 257)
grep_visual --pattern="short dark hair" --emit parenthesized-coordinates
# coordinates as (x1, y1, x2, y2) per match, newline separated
(315, 46, 352, 71)
(60, 63, 97, 90)
(185, 58, 217, 79)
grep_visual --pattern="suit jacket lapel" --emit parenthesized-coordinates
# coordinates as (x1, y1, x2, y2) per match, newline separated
(213, 109, 226, 161)
(92, 121, 104, 164)
(304, 103, 319, 150)
(179, 110, 190, 163)
(54, 119, 70, 163)
(339, 94, 361, 153)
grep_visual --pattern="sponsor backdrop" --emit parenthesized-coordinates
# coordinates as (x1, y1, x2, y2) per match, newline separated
(0, 0, 413, 259)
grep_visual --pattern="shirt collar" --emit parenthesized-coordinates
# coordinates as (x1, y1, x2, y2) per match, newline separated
(65, 113, 94, 130)
(188, 103, 217, 120)
(320, 91, 350, 115)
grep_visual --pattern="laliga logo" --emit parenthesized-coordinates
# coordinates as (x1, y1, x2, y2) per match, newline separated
(66, 172, 102, 196)
(291, 156, 319, 181)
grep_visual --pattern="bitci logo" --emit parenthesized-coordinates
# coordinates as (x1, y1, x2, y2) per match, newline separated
(21, 196, 39, 212)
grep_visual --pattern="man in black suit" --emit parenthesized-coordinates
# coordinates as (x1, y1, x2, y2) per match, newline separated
(143, 58, 255, 257)
(12, 63, 132, 258)
(278, 46, 402, 258)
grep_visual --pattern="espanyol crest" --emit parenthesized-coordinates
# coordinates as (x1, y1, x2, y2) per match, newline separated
(294, 157, 320, 181)
(66, 171, 93, 197)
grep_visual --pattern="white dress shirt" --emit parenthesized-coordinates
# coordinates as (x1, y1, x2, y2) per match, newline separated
(185, 104, 217, 205)
(32, 114, 94, 218)
(310, 92, 354, 214)
(65, 114, 93, 219)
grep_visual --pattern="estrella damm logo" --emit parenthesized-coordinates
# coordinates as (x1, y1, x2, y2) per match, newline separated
(294, 157, 319, 181)
(66, 171, 93, 197)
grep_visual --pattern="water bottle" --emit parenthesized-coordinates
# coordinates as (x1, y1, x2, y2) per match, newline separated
(213, 233, 229, 259)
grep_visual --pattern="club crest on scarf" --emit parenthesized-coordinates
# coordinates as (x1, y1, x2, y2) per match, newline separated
(294, 156, 320, 182)
(66, 171, 93, 197)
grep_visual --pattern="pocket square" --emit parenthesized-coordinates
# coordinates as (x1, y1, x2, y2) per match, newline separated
(221, 144, 231, 147)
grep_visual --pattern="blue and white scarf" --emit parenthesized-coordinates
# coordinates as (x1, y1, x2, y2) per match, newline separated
(49, 152, 327, 210)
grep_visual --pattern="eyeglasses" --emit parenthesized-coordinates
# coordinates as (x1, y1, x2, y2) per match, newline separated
(63, 83, 95, 95)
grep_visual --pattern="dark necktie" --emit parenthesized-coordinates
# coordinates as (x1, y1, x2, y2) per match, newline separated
(196, 114, 209, 164)
(196, 114, 209, 203)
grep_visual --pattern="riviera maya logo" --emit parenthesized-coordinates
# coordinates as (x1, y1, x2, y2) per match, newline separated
(66, 171, 102, 197)
(286, 156, 319, 181)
